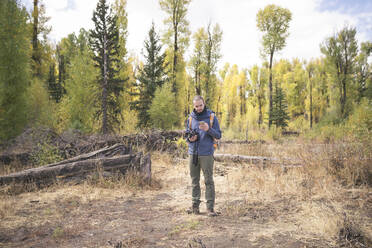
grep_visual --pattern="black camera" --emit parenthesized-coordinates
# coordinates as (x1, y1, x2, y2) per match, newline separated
(185, 129, 199, 141)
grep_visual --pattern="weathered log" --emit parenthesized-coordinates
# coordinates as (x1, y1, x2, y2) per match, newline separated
(214, 153, 275, 164)
(0, 152, 151, 186)
(213, 153, 303, 167)
(45, 143, 130, 167)
(0, 131, 182, 166)
(219, 140, 266, 145)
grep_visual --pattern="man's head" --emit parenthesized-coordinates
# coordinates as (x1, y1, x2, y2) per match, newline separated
(193, 95, 205, 113)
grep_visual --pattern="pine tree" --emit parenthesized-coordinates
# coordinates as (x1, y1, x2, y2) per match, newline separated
(130, 23, 167, 128)
(271, 84, 290, 128)
(89, 0, 123, 134)
(0, 0, 30, 141)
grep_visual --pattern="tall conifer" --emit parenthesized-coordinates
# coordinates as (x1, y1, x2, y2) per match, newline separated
(90, 0, 123, 134)
(130, 23, 167, 128)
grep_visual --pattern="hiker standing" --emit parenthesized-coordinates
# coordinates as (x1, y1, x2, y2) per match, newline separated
(186, 95, 221, 216)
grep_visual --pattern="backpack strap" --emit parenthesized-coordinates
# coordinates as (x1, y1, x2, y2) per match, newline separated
(209, 113, 214, 128)
(188, 115, 192, 130)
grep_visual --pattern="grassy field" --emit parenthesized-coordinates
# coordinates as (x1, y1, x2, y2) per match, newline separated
(0, 137, 371, 247)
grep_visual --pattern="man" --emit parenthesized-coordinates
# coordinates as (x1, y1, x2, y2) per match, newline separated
(186, 95, 221, 217)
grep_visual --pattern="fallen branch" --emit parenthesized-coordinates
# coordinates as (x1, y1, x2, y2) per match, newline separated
(214, 153, 275, 164)
(213, 153, 303, 167)
(0, 151, 151, 186)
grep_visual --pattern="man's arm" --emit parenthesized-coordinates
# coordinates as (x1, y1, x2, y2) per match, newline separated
(207, 115, 221, 139)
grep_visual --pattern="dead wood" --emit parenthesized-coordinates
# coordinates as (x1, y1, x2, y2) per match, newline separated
(0, 130, 182, 166)
(213, 153, 275, 164)
(0, 149, 151, 186)
(213, 153, 302, 167)
(220, 140, 266, 145)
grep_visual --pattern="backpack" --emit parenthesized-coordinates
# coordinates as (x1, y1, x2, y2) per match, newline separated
(188, 113, 220, 149)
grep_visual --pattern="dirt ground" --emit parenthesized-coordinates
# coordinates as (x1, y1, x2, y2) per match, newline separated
(0, 145, 371, 248)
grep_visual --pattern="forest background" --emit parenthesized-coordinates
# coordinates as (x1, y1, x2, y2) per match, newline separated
(1, 0, 371, 143)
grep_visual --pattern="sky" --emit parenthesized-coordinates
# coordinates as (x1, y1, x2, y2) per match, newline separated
(20, 0, 372, 70)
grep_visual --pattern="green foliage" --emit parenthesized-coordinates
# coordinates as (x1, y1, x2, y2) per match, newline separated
(256, 4, 292, 128)
(130, 22, 167, 128)
(256, 4, 292, 55)
(148, 83, 178, 129)
(347, 99, 372, 138)
(160, 0, 191, 121)
(0, 0, 30, 141)
(31, 142, 63, 166)
(270, 85, 290, 128)
(90, 0, 124, 134)
(189, 23, 223, 107)
(31, 0, 52, 79)
(175, 137, 188, 150)
(26, 78, 57, 128)
(57, 48, 99, 133)
(320, 26, 358, 119)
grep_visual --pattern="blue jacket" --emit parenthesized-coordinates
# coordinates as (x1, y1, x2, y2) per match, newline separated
(186, 108, 222, 156)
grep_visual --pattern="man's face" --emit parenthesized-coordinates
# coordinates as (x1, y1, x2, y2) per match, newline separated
(193, 99, 205, 113)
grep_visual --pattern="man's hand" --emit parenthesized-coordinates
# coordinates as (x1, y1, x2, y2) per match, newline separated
(189, 135, 198, 142)
(199, 122, 209, 132)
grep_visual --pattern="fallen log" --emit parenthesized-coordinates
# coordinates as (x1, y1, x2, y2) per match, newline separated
(213, 153, 304, 167)
(219, 140, 266, 145)
(214, 153, 276, 164)
(0, 151, 151, 186)
(1, 131, 182, 166)
(44, 143, 130, 167)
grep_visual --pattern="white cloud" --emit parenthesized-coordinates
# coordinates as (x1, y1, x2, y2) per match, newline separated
(45, 0, 68, 11)
(22, 0, 371, 70)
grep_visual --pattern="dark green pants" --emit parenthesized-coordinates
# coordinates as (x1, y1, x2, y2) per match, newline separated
(189, 155, 215, 210)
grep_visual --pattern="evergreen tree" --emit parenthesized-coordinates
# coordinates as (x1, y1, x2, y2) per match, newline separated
(271, 84, 290, 128)
(89, 0, 123, 134)
(130, 23, 167, 128)
(0, 0, 30, 141)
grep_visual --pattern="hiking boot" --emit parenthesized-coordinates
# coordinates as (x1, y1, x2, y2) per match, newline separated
(192, 205, 200, 214)
(186, 205, 200, 215)
(207, 209, 217, 217)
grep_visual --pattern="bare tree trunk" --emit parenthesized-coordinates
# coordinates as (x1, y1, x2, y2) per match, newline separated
(268, 50, 274, 128)
(32, 0, 40, 78)
(102, 29, 108, 134)
(258, 99, 263, 127)
(309, 71, 313, 129)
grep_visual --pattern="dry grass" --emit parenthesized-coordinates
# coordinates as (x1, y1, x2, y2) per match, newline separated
(222, 138, 372, 246)
(0, 140, 371, 247)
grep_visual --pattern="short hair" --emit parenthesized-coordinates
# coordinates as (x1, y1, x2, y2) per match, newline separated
(193, 95, 205, 103)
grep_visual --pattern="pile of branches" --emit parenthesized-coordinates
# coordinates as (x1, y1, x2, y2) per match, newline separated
(0, 128, 183, 166)
(0, 144, 151, 187)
